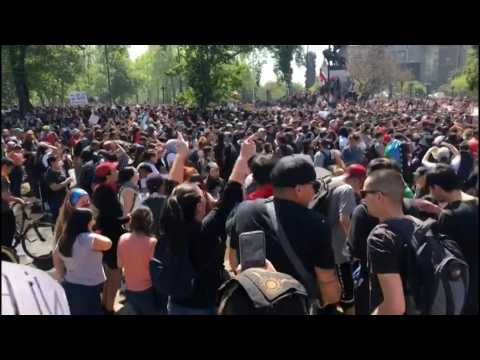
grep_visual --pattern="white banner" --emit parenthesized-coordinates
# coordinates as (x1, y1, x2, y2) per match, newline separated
(1, 262, 70, 315)
(69, 91, 89, 106)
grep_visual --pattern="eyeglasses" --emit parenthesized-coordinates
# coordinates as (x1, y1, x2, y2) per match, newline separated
(360, 189, 384, 199)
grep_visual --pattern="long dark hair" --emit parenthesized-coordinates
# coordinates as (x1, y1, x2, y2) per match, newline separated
(59, 208, 93, 257)
(161, 183, 201, 255)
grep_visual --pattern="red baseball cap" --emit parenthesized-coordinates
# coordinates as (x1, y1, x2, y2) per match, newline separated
(346, 164, 367, 180)
(95, 161, 118, 177)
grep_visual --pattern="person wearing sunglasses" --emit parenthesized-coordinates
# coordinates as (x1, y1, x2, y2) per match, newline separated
(362, 169, 423, 315)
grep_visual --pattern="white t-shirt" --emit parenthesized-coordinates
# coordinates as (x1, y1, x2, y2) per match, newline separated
(59, 233, 106, 286)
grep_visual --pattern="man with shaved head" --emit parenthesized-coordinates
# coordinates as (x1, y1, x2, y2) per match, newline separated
(362, 169, 422, 315)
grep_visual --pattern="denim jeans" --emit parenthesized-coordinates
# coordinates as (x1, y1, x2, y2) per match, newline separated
(125, 287, 164, 315)
(62, 281, 104, 315)
(167, 298, 216, 315)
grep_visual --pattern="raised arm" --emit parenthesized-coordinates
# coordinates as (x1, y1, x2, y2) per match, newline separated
(168, 132, 188, 184)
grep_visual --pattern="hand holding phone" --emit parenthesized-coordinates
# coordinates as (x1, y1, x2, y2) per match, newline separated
(239, 230, 266, 271)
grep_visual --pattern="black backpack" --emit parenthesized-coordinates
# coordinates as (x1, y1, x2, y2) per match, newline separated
(217, 268, 309, 315)
(396, 217, 469, 315)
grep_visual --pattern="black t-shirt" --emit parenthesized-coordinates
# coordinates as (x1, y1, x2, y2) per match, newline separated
(348, 200, 430, 264)
(367, 216, 422, 312)
(44, 168, 67, 204)
(73, 139, 90, 158)
(433, 198, 478, 314)
(1, 176, 11, 212)
(229, 198, 335, 284)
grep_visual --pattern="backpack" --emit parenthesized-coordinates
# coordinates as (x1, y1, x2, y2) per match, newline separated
(384, 139, 403, 165)
(308, 179, 344, 219)
(149, 238, 197, 300)
(397, 217, 469, 315)
(217, 268, 309, 315)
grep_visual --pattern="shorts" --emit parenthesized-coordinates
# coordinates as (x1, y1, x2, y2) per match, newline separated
(336, 262, 355, 310)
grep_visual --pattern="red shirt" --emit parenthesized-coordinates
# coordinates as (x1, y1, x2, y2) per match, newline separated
(43, 132, 58, 146)
(468, 138, 478, 155)
(246, 184, 273, 201)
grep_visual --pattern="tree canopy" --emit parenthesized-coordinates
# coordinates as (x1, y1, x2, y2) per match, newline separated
(2, 44, 319, 112)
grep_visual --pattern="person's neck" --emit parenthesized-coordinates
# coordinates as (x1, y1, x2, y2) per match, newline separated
(378, 206, 405, 222)
(272, 191, 305, 207)
(444, 190, 472, 203)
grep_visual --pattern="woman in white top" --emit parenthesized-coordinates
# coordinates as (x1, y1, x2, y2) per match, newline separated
(53, 208, 112, 315)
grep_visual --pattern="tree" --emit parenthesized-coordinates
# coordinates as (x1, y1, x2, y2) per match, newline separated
(347, 46, 401, 99)
(6, 45, 33, 115)
(180, 45, 256, 108)
(395, 67, 414, 96)
(448, 47, 478, 98)
(100, 45, 135, 104)
(464, 47, 478, 92)
(268, 45, 304, 93)
(1, 47, 17, 107)
(305, 51, 317, 89)
(27, 45, 83, 105)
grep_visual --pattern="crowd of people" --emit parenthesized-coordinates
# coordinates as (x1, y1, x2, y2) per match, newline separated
(1, 93, 478, 315)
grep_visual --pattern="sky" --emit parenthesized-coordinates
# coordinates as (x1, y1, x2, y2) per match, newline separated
(128, 45, 328, 86)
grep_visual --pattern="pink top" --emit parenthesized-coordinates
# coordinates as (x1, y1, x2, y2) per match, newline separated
(117, 233, 157, 291)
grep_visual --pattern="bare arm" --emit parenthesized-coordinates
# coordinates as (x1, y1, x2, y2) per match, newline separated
(121, 188, 135, 217)
(441, 142, 460, 157)
(49, 178, 72, 191)
(334, 150, 346, 170)
(92, 233, 112, 252)
(371, 273, 406, 315)
(228, 248, 239, 275)
(53, 247, 66, 279)
(168, 132, 188, 184)
(228, 134, 257, 185)
(422, 147, 437, 168)
(315, 267, 341, 305)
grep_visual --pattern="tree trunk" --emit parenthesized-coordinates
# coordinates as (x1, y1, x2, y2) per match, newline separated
(171, 77, 176, 101)
(8, 45, 33, 116)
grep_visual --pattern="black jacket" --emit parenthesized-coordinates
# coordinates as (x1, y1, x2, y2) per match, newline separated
(170, 181, 243, 308)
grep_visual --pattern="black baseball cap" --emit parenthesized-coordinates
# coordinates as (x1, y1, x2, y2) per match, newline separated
(271, 155, 316, 188)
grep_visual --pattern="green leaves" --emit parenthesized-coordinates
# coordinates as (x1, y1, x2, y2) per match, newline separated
(450, 47, 478, 97)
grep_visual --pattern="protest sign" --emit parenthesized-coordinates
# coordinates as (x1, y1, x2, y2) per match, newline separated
(2, 262, 70, 315)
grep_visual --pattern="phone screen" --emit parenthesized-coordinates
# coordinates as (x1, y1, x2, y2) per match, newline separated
(239, 230, 266, 271)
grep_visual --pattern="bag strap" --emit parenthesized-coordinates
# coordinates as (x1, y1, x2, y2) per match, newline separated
(265, 200, 320, 307)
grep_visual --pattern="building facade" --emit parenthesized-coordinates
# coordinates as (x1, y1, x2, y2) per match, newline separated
(345, 45, 469, 89)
